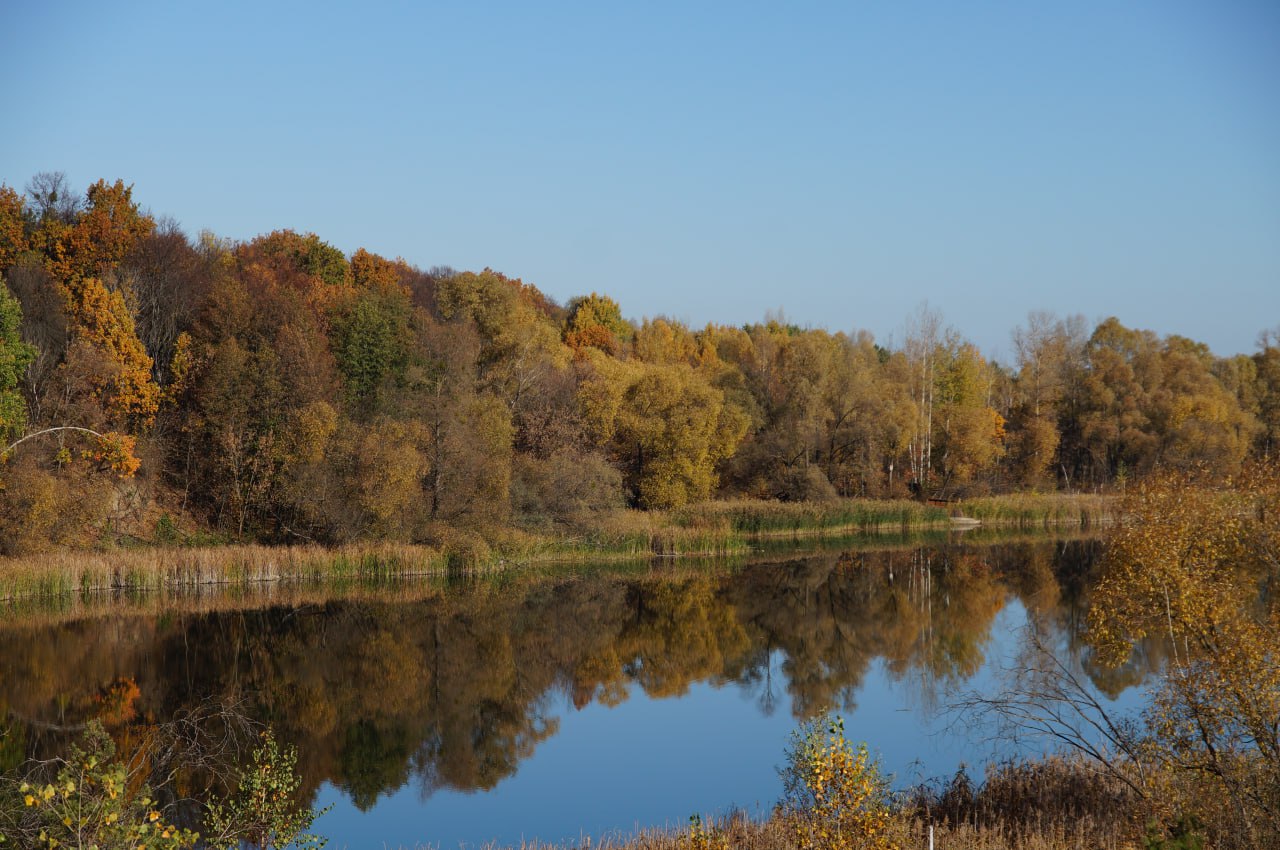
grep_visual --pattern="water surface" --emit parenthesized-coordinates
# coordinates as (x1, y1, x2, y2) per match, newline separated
(0, 535, 1154, 848)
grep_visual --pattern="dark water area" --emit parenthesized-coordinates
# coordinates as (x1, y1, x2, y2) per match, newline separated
(0, 536, 1157, 848)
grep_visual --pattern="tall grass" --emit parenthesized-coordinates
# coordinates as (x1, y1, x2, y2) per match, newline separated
(903, 755, 1142, 845)
(953, 494, 1116, 528)
(672, 498, 950, 536)
(0, 495, 1112, 602)
(0, 542, 451, 603)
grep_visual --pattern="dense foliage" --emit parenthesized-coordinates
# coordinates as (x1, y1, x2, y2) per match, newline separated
(1087, 467, 1280, 846)
(0, 721, 322, 850)
(2, 173, 1277, 553)
(960, 466, 1280, 850)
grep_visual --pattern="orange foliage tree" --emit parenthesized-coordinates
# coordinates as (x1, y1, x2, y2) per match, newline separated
(63, 277, 160, 426)
(0, 185, 28, 269)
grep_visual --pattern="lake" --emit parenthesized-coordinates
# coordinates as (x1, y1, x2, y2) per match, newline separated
(0, 533, 1154, 849)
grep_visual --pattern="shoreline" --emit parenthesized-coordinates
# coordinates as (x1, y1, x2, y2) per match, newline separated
(0, 493, 1116, 604)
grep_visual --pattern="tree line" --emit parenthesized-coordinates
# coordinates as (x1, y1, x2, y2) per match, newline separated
(1, 173, 1277, 551)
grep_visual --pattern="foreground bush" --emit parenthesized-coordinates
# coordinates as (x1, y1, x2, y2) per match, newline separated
(0, 723, 325, 850)
(0, 723, 196, 848)
(777, 713, 901, 850)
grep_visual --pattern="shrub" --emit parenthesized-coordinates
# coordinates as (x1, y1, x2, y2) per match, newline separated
(202, 729, 329, 850)
(0, 721, 196, 848)
(778, 713, 901, 850)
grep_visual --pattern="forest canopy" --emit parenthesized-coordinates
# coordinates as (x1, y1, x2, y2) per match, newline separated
(1, 173, 1278, 553)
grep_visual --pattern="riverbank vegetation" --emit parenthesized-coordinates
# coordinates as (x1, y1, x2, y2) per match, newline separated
(2, 464, 1274, 848)
(0, 493, 1111, 601)
(0, 524, 1097, 615)
(1, 174, 1276, 561)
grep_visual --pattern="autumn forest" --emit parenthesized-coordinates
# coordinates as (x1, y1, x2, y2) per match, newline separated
(1, 173, 1278, 555)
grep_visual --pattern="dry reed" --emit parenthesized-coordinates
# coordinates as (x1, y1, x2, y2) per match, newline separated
(952, 494, 1116, 528)
(0, 495, 1112, 603)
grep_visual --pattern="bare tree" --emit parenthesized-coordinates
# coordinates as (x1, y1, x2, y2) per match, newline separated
(24, 171, 81, 223)
(120, 216, 210, 381)
(952, 624, 1149, 797)
(903, 303, 942, 495)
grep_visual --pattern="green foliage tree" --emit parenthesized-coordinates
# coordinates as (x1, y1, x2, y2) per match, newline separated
(0, 281, 35, 444)
(1, 722, 197, 849)
(204, 729, 329, 850)
(332, 288, 411, 415)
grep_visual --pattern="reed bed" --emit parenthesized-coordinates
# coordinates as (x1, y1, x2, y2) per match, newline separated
(407, 814, 1135, 850)
(952, 494, 1116, 528)
(503, 512, 754, 560)
(0, 542, 452, 603)
(0, 523, 1112, 621)
(672, 498, 951, 536)
(903, 755, 1142, 844)
(0, 495, 1109, 603)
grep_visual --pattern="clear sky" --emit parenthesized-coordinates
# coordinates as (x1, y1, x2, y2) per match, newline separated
(2, 1, 1277, 360)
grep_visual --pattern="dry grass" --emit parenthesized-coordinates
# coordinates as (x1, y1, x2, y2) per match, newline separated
(402, 815, 1139, 850)
(953, 494, 1116, 528)
(0, 494, 1112, 603)
(0, 542, 451, 602)
(903, 756, 1144, 847)
(671, 499, 951, 536)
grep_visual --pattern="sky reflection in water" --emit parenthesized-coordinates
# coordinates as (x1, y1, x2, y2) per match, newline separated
(0, 537, 1154, 850)
(314, 593, 1143, 849)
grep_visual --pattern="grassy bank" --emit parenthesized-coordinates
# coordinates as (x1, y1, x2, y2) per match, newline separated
(671, 498, 950, 536)
(0, 494, 1115, 602)
(952, 493, 1114, 528)
(0, 542, 452, 602)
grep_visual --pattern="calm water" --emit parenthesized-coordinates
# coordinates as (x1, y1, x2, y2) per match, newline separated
(0, 535, 1154, 849)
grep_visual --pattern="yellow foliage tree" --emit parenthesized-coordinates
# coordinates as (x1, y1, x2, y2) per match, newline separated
(42, 179, 156, 284)
(610, 362, 748, 509)
(1088, 466, 1280, 843)
(779, 713, 901, 850)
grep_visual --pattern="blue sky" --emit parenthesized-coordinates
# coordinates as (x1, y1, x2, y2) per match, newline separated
(2, 1, 1277, 359)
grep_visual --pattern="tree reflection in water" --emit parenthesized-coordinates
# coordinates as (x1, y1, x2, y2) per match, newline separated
(0, 537, 1151, 816)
